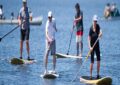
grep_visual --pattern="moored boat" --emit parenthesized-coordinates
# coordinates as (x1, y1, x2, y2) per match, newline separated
(0, 16, 42, 25)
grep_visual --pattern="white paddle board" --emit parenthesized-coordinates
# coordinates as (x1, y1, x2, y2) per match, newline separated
(56, 53, 82, 59)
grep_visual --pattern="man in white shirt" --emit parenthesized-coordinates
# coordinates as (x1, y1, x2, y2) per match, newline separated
(44, 11, 57, 74)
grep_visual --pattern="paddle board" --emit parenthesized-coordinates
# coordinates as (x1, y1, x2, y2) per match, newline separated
(56, 53, 82, 59)
(10, 58, 37, 65)
(41, 70, 59, 79)
(80, 76, 112, 85)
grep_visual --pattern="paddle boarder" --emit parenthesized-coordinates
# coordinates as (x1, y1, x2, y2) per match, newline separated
(44, 11, 57, 74)
(74, 3, 84, 57)
(88, 15, 102, 79)
(18, 0, 32, 60)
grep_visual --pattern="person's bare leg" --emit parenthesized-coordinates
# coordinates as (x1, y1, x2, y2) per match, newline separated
(90, 63, 94, 79)
(97, 61, 100, 78)
(76, 42, 79, 56)
(44, 49, 49, 74)
(20, 40, 23, 59)
(79, 41, 83, 57)
(53, 55, 56, 72)
(26, 40, 30, 59)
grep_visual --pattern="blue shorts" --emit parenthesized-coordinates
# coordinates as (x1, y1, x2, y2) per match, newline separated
(46, 40, 56, 55)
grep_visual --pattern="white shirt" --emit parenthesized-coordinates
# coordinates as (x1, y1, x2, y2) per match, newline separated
(0, 8, 3, 15)
(45, 18, 56, 41)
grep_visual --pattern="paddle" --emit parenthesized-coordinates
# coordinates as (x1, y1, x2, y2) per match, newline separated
(66, 25, 75, 55)
(70, 36, 101, 83)
(0, 21, 24, 42)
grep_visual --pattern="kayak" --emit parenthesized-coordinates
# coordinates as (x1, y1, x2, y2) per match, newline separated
(0, 16, 42, 25)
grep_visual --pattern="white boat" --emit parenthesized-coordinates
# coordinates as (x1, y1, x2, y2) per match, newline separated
(0, 16, 43, 25)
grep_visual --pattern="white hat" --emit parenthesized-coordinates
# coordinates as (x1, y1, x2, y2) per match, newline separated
(93, 15, 98, 21)
(23, 0, 27, 3)
(48, 11, 52, 17)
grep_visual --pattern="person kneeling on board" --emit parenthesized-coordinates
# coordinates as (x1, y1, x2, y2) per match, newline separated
(44, 11, 57, 74)
(88, 15, 102, 79)
(18, 0, 33, 60)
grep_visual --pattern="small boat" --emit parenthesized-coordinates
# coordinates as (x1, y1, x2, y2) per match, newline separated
(0, 16, 42, 25)
(105, 16, 120, 21)
(100, 16, 120, 21)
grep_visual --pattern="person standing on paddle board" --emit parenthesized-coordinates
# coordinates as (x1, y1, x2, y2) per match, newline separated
(18, 0, 32, 60)
(88, 15, 102, 79)
(44, 11, 57, 74)
(74, 3, 84, 57)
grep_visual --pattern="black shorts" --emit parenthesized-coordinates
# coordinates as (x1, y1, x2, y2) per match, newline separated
(91, 45, 101, 63)
(20, 28, 30, 41)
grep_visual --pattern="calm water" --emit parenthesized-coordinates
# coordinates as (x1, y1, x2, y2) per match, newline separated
(0, 0, 120, 85)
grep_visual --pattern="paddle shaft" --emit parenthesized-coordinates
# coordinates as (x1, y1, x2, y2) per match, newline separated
(0, 21, 24, 42)
(70, 36, 100, 83)
(66, 25, 75, 55)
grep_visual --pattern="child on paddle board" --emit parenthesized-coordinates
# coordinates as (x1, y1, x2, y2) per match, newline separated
(18, 0, 32, 60)
(74, 3, 84, 57)
(88, 15, 102, 79)
(44, 11, 57, 74)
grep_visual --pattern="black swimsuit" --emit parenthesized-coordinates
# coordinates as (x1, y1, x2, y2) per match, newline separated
(89, 24, 101, 63)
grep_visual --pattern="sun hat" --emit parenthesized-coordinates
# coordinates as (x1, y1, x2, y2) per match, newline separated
(93, 15, 98, 21)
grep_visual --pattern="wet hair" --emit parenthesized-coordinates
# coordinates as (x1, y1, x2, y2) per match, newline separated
(75, 3, 80, 9)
